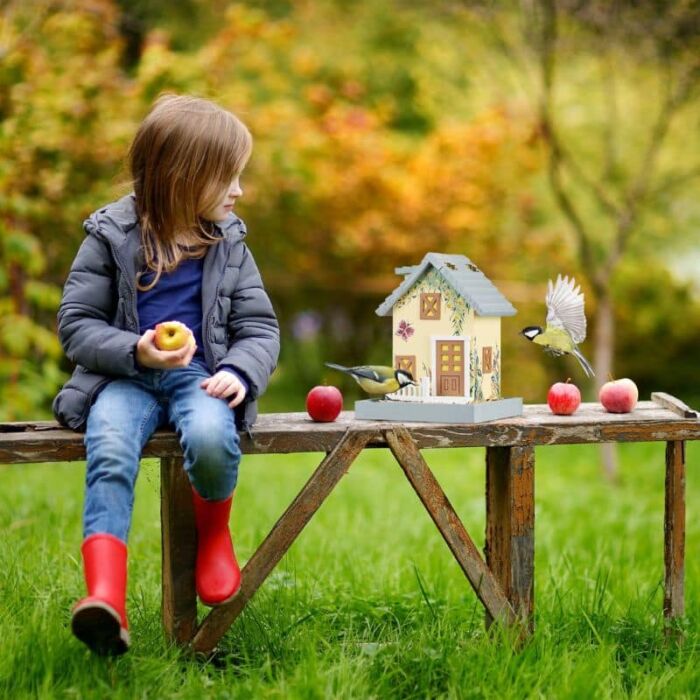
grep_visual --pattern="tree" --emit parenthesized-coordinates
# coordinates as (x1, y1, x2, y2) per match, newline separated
(0, 0, 138, 418)
(523, 0, 700, 478)
(446, 0, 700, 476)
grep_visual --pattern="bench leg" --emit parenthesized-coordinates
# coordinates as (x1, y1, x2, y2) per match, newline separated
(485, 446, 535, 634)
(161, 456, 198, 645)
(664, 440, 685, 638)
(191, 429, 372, 655)
(385, 428, 515, 626)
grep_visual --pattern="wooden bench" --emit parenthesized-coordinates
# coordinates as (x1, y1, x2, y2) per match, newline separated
(1, 392, 698, 654)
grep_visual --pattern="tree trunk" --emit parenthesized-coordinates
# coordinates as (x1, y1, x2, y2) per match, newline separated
(594, 290, 619, 481)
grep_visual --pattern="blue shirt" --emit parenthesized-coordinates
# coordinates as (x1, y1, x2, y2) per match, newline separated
(137, 258, 248, 391)
(138, 257, 206, 363)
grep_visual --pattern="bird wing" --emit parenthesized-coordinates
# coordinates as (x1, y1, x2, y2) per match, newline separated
(349, 366, 387, 382)
(545, 274, 587, 344)
(325, 362, 394, 382)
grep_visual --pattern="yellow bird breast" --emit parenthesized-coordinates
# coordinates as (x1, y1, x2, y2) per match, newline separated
(356, 376, 400, 396)
(534, 326, 575, 352)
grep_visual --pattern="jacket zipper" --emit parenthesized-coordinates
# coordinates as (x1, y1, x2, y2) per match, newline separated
(98, 231, 139, 331)
(202, 240, 233, 371)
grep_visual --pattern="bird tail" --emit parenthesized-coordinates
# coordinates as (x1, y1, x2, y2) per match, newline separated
(325, 362, 350, 374)
(572, 348, 595, 378)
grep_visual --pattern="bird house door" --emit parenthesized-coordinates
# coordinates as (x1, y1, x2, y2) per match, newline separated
(436, 339, 465, 396)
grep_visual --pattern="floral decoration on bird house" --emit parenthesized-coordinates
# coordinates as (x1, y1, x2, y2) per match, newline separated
(375, 252, 516, 403)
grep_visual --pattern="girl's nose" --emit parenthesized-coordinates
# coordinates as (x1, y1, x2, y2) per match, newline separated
(230, 182, 243, 197)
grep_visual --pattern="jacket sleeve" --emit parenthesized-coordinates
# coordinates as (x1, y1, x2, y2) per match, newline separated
(57, 233, 141, 377)
(218, 244, 280, 400)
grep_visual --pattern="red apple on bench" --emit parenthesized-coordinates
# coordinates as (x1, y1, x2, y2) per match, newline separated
(547, 379, 581, 415)
(306, 385, 343, 422)
(599, 377, 638, 413)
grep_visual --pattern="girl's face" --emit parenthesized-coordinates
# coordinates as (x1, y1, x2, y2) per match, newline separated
(201, 176, 243, 222)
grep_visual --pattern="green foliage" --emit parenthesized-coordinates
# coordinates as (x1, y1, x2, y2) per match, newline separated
(615, 261, 700, 403)
(0, 0, 698, 418)
(0, 1, 139, 418)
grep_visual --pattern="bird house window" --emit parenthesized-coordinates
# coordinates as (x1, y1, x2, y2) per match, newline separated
(395, 355, 416, 377)
(482, 346, 493, 373)
(420, 293, 441, 320)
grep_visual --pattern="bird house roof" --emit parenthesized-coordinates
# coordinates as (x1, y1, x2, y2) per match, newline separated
(375, 252, 516, 318)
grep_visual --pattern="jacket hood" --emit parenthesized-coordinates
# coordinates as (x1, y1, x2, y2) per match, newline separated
(84, 192, 247, 245)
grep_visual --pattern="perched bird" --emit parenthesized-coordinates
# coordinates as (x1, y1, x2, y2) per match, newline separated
(325, 363, 416, 398)
(521, 274, 595, 378)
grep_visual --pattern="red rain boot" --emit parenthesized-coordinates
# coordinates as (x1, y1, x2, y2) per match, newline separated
(71, 533, 130, 656)
(191, 488, 241, 606)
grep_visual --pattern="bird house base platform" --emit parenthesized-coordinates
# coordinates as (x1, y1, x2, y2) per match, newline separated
(354, 397, 524, 423)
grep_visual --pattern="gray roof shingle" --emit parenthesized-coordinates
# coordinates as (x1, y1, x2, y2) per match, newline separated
(375, 252, 516, 318)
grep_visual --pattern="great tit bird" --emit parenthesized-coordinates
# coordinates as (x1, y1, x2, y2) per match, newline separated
(325, 363, 416, 398)
(521, 274, 595, 378)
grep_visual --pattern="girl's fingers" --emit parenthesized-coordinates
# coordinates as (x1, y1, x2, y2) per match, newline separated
(219, 382, 241, 399)
(228, 389, 246, 408)
(206, 374, 231, 397)
(200, 372, 246, 402)
(203, 372, 246, 401)
(221, 382, 243, 398)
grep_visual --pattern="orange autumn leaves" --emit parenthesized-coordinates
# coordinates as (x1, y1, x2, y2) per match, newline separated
(0, 0, 547, 417)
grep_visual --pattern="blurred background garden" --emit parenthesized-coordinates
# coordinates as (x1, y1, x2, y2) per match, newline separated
(2, 0, 699, 422)
(3, 2, 700, 698)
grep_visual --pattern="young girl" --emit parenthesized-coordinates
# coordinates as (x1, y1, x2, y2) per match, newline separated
(53, 94, 280, 656)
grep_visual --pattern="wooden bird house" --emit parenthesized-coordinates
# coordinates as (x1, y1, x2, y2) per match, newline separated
(356, 252, 523, 423)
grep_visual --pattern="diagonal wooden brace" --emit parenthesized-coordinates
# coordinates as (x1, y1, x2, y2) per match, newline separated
(191, 428, 372, 655)
(385, 427, 515, 626)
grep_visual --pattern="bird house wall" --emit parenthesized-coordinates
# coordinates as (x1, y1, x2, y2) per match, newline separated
(391, 270, 476, 392)
(471, 316, 501, 401)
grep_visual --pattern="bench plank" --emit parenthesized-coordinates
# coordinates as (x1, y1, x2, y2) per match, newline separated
(1, 401, 699, 465)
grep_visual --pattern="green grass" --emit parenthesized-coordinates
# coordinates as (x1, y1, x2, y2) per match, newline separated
(1, 441, 699, 699)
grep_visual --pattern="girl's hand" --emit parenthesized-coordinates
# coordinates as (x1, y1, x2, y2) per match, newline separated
(136, 329, 196, 369)
(201, 371, 248, 408)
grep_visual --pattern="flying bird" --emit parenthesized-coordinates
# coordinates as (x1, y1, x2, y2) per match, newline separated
(324, 363, 416, 398)
(520, 274, 595, 378)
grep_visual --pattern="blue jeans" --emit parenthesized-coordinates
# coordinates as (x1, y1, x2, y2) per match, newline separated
(83, 363, 241, 542)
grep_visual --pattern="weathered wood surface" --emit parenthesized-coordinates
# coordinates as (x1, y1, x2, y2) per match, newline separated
(1, 399, 699, 464)
(192, 429, 372, 655)
(485, 446, 535, 631)
(664, 441, 685, 628)
(652, 393, 699, 419)
(385, 427, 515, 625)
(160, 457, 198, 645)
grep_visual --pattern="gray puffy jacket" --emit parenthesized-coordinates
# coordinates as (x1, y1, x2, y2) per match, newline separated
(52, 193, 280, 434)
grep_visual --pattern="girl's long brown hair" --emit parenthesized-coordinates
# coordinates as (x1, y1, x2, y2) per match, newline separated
(128, 94, 252, 291)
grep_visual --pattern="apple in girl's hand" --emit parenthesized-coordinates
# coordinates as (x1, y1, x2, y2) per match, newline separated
(599, 378, 638, 413)
(306, 385, 343, 422)
(547, 379, 581, 415)
(154, 321, 194, 352)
